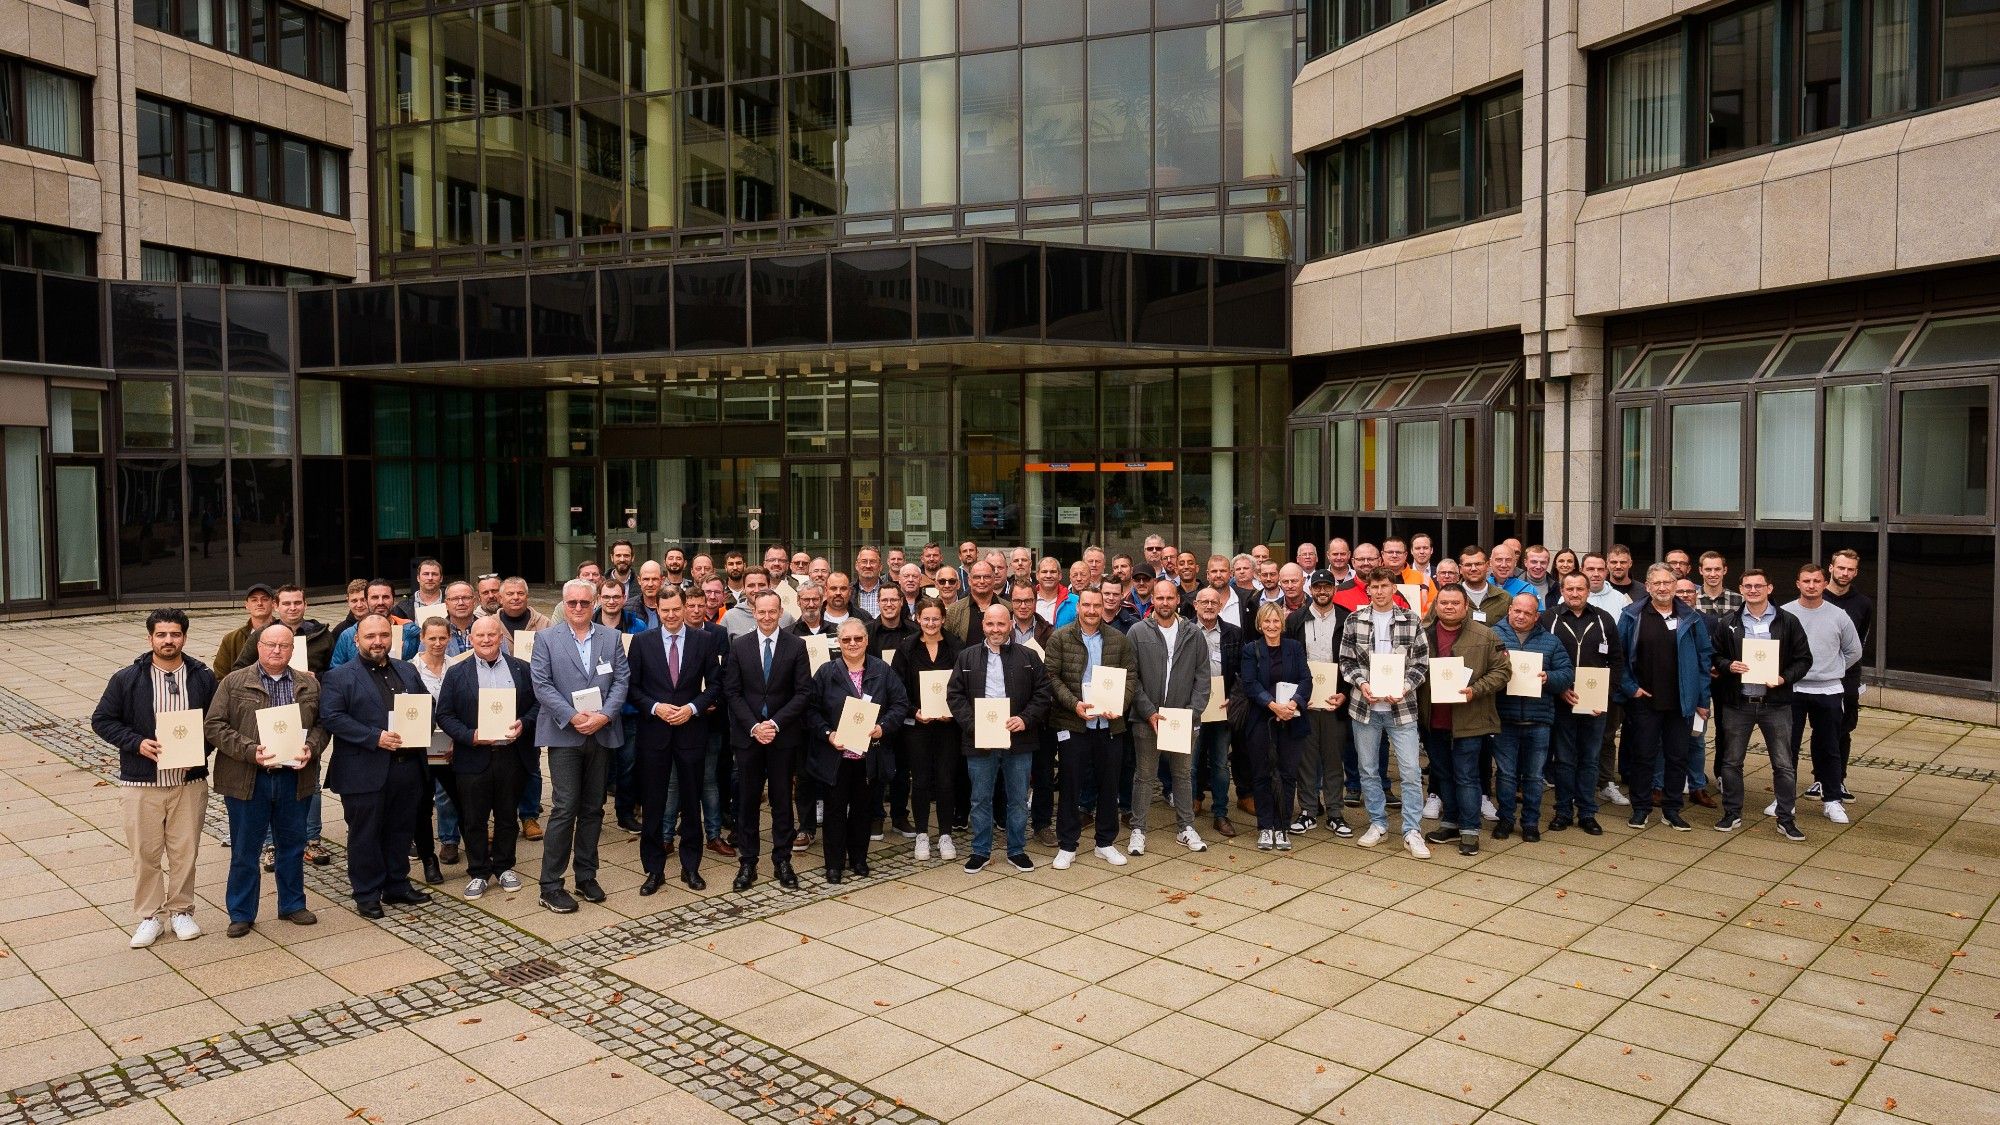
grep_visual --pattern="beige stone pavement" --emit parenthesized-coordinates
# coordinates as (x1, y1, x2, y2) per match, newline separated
(1, 605, 1998, 1124)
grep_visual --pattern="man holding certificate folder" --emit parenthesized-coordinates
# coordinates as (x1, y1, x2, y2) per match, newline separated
(1709, 570, 1812, 838)
(1542, 573, 1624, 835)
(946, 604, 1052, 874)
(206, 624, 328, 938)
(1337, 568, 1433, 858)
(321, 614, 432, 918)
(1125, 577, 1212, 856)
(1042, 590, 1140, 870)
(92, 609, 221, 948)
(1491, 594, 1574, 843)
(436, 616, 538, 899)
(529, 579, 631, 913)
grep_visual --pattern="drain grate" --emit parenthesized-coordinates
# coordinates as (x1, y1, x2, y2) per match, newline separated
(489, 957, 565, 986)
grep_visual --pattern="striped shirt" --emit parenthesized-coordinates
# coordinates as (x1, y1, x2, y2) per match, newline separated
(127, 663, 195, 787)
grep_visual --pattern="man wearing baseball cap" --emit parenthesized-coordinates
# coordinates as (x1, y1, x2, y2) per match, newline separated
(1286, 569, 1352, 838)
(212, 584, 278, 672)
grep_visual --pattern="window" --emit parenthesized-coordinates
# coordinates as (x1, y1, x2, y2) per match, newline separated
(1289, 425, 1322, 505)
(1670, 400, 1741, 511)
(120, 381, 177, 451)
(1308, 0, 1445, 57)
(1304, 84, 1522, 258)
(135, 0, 346, 86)
(1756, 390, 1815, 519)
(1395, 420, 1439, 506)
(1824, 382, 1880, 521)
(1598, 0, 2000, 187)
(141, 242, 339, 285)
(1898, 384, 1989, 517)
(0, 57, 88, 159)
(0, 219, 93, 275)
(136, 96, 348, 216)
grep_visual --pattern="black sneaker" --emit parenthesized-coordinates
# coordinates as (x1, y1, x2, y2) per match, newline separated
(1663, 811, 1691, 832)
(1423, 827, 1460, 845)
(539, 888, 578, 914)
(1457, 832, 1479, 857)
(1776, 820, 1807, 842)
(1579, 817, 1604, 835)
(1006, 853, 1034, 872)
(1835, 786, 1856, 802)
(1626, 812, 1649, 830)
(1290, 814, 1317, 834)
(1332, 821, 1354, 839)
(1714, 815, 1741, 832)
(1547, 816, 1572, 832)
(1344, 793, 1363, 809)
(1491, 821, 1513, 841)
(1803, 781, 1823, 800)
(963, 853, 990, 874)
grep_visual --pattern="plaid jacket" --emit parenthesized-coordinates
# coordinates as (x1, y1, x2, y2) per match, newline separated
(1336, 605, 1431, 725)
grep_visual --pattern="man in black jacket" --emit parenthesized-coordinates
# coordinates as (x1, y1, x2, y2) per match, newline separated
(1542, 572, 1624, 834)
(946, 604, 1053, 874)
(1710, 569, 1814, 838)
(436, 616, 539, 900)
(320, 614, 432, 917)
(91, 608, 220, 948)
(721, 590, 812, 891)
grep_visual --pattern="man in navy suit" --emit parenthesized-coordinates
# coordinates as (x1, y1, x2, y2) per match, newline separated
(529, 578, 632, 913)
(721, 590, 811, 892)
(629, 588, 723, 893)
(321, 614, 431, 918)
(436, 616, 539, 900)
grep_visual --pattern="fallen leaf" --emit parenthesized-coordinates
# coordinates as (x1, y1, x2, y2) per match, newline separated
(1950, 912, 1967, 919)
(1076, 1014, 1087, 1022)
(1621, 1046, 1633, 1055)
(345, 1110, 368, 1120)
(1830, 1059, 1848, 1067)
(458, 1018, 482, 1025)
(1885, 1098, 1898, 1110)
(1929, 1007, 1945, 1014)
(1883, 1032, 1897, 1043)
(1639, 1073, 1654, 1082)
(873, 1000, 891, 1007)
(800, 935, 810, 944)
(1315, 1065, 1326, 1074)
(513, 1034, 527, 1041)
(1952, 950, 1968, 958)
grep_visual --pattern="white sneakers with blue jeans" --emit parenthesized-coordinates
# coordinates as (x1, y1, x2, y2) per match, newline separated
(1353, 711, 1424, 837)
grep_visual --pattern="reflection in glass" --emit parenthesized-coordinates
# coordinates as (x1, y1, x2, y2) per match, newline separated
(841, 65, 897, 213)
(1670, 401, 1741, 511)
(1027, 371, 1093, 451)
(118, 460, 185, 594)
(1602, 34, 1684, 183)
(960, 51, 1019, 205)
(1088, 35, 1151, 193)
(1799, 0, 1842, 133)
(841, 0, 895, 67)
(1704, 2, 1775, 157)
(733, 80, 781, 222)
(787, 73, 838, 217)
(1155, 26, 1219, 188)
(1887, 533, 1993, 680)
(680, 87, 727, 226)
(961, 0, 1017, 49)
(1223, 16, 1292, 182)
(901, 59, 956, 208)
(832, 247, 912, 341)
(1023, 43, 1083, 198)
(1899, 386, 1989, 518)
(577, 99, 624, 234)
(1756, 390, 1814, 520)
(1101, 368, 1172, 450)
(232, 459, 295, 588)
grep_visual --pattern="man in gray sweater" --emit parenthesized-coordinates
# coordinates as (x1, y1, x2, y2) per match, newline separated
(1126, 577, 1212, 856)
(1781, 564, 1863, 826)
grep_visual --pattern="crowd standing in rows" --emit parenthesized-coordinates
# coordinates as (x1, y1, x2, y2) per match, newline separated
(93, 532, 1871, 946)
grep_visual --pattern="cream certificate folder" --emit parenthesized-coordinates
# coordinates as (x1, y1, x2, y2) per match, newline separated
(415, 603, 447, 626)
(511, 629, 537, 660)
(257, 703, 306, 766)
(1019, 637, 1045, 660)
(918, 670, 951, 720)
(1397, 583, 1424, 611)
(973, 698, 1010, 749)
(570, 687, 603, 715)
(476, 687, 516, 741)
(1368, 653, 1405, 700)
(389, 693, 433, 747)
(1573, 667, 1610, 714)
(1742, 638, 1781, 686)
(1308, 660, 1340, 708)
(155, 708, 206, 770)
(834, 696, 881, 752)
(1506, 649, 1545, 697)
(1085, 665, 1126, 717)
(1201, 675, 1227, 722)
(288, 641, 308, 672)
(1429, 656, 1470, 702)
(1157, 707, 1194, 754)
(803, 633, 833, 672)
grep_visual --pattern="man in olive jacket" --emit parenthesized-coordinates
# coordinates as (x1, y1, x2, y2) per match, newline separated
(204, 624, 329, 937)
(1042, 588, 1141, 869)
(1416, 587, 1510, 856)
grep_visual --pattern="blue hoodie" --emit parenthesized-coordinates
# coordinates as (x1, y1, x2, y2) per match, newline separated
(1493, 619, 1574, 724)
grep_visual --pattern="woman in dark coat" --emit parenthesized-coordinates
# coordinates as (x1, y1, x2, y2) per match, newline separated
(895, 598, 963, 862)
(1240, 601, 1311, 851)
(807, 619, 910, 883)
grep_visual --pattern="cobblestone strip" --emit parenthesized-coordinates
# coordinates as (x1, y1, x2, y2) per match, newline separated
(1846, 753, 2000, 784)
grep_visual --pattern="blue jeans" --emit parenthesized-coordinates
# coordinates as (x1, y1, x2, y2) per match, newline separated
(433, 779, 460, 844)
(663, 738, 724, 841)
(260, 789, 323, 848)
(1651, 719, 1710, 792)
(1194, 721, 1231, 809)
(1353, 712, 1423, 836)
(1493, 722, 1552, 827)
(1423, 728, 1484, 830)
(227, 770, 309, 923)
(966, 751, 1031, 859)
(517, 750, 542, 819)
(1551, 708, 1606, 820)
(1343, 737, 1387, 796)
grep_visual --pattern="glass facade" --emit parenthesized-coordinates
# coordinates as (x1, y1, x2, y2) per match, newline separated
(372, 0, 1302, 275)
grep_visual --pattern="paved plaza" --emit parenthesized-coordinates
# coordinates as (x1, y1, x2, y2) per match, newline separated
(1, 606, 1997, 1124)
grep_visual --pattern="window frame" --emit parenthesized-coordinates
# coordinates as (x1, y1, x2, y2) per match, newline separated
(0, 56, 90, 161)
(1889, 374, 1995, 525)
(133, 0, 347, 88)
(135, 95, 349, 217)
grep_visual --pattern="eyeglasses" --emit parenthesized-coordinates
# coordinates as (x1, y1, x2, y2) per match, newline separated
(936, 577, 959, 586)
(563, 599, 594, 607)
(839, 636, 867, 644)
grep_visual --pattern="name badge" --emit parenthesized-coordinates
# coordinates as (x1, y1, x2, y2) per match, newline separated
(1056, 730, 1071, 742)
(861, 693, 874, 704)
(1665, 619, 1678, 632)
(1598, 642, 1609, 654)
(596, 661, 613, 675)
(1472, 611, 1487, 623)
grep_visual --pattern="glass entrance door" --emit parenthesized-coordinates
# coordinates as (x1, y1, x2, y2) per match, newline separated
(551, 464, 597, 578)
(606, 459, 669, 560)
(788, 461, 846, 564)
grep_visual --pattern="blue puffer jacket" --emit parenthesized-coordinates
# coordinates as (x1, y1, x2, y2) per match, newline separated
(1493, 620, 1575, 724)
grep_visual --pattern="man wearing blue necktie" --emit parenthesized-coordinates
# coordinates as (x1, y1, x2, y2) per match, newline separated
(630, 588, 724, 893)
(722, 591, 812, 891)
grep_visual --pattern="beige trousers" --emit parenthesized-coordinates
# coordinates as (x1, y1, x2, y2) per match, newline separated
(121, 779, 207, 920)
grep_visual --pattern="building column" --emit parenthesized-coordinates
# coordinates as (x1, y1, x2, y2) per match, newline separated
(1023, 378, 1044, 554)
(1521, 0, 1603, 551)
(1209, 368, 1235, 558)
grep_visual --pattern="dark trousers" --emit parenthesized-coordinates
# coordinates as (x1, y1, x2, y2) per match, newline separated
(1299, 710, 1349, 823)
(225, 770, 308, 922)
(1623, 705, 1686, 816)
(639, 742, 705, 877)
(1598, 701, 1622, 788)
(820, 757, 874, 872)
(1031, 729, 1058, 830)
(907, 722, 961, 837)
(1791, 692, 1846, 798)
(612, 715, 639, 822)
(412, 765, 461, 863)
(540, 741, 611, 891)
(342, 752, 425, 905)
(1058, 728, 1122, 851)
(1247, 724, 1302, 832)
(1424, 727, 1483, 830)
(877, 729, 909, 827)
(734, 740, 798, 866)
(795, 772, 820, 834)
(1551, 707, 1606, 820)
(454, 755, 522, 880)
(1718, 698, 1795, 820)
(1194, 720, 1231, 811)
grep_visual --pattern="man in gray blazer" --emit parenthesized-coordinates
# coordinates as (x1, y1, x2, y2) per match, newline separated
(530, 578, 631, 913)
(1127, 577, 1212, 856)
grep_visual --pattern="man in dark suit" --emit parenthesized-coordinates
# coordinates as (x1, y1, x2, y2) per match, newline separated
(629, 588, 724, 893)
(320, 613, 431, 918)
(946, 603, 1053, 874)
(721, 590, 812, 891)
(436, 616, 539, 900)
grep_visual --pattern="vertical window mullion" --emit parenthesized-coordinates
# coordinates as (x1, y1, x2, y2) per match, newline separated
(1682, 20, 1701, 166)
(1461, 96, 1478, 221)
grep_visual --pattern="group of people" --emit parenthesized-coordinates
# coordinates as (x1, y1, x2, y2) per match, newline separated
(92, 531, 1870, 949)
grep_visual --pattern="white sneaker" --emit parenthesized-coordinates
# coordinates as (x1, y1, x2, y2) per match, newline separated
(1256, 829, 1274, 850)
(129, 918, 164, 948)
(1480, 797, 1499, 822)
(1177, 826, 1207, 852)
(1404, 831, 1431, 859)
(1823, 800, 1849, 824)
(1357, 825, 1387, 848)
(169, 912, 201, 941)
(1601, 783, 1631, 807)
(915, 835, 931, 861)
(464, 877, 487, 899)
(937, 834, 957, 860)
(1094, 845, 1128, 867)
(1052, 848, 1076, 870)
(1422, 794, 1442, 820)
(497, 870, 523, 892)
(1764, 800, 1779, 817)
(1127, 829, 1146, 856)
(1273, 830, 1291, 851)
